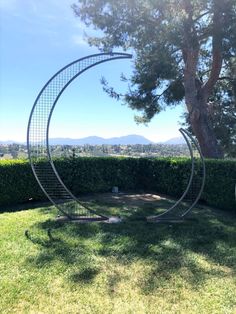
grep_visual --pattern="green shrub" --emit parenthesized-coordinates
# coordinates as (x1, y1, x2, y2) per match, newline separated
(137, 158, 235, 211)
(0, 160, 45, 208)
(203, 159, 236, 211)
(54, 157, 139, 194)
(0, 157, 235, 212)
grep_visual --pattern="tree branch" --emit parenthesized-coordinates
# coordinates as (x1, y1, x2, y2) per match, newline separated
(202, 3, 223, 97)
(193, 10, 211, 23)
(181, 1, 200, 109)
(218, 76, 234, 81)
(153, 84, 173, 100)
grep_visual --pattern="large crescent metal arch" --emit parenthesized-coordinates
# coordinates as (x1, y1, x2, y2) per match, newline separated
(27, 52, 205, 222)
(27, 52, 132, 220)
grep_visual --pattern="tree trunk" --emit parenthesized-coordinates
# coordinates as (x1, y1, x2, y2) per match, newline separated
(188, 99, 223, 158)
(181, 0, 224, 159)
(183, 64, 223, 158)
(184, 66, 224, 158)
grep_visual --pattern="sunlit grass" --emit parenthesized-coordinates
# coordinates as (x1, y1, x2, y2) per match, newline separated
(0, 198, 236, 314)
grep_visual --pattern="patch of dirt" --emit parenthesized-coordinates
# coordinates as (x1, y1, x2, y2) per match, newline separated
(80, 192, 171, 207)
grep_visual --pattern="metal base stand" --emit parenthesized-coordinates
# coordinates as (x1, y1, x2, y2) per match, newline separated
(55, 215, 122, 224)
(147, 216, 197, 224)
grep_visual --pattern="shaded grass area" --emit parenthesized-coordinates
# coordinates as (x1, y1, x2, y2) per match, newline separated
(0, 196, 236, 313)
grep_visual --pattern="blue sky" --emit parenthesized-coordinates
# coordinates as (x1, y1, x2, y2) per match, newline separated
(0, 0, 185, 143)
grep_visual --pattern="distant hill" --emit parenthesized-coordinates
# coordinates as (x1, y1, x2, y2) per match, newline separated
(48, 135, 153, 145)
(162, 137, 186, 145)
(0, 140, 19, 144)
(0, 135, 188, 145)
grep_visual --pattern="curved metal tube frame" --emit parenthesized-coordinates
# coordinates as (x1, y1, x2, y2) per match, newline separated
(27, 52, 205, 222)
(180, 128, 206, 217)
(150, 128, 206, 220)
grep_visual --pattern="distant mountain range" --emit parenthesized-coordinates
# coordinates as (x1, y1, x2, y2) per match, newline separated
(0, 140, 18, 144)
(0, 135, 186, 145)
(162, 137, 185, 145)
(48, 135, 153, 145)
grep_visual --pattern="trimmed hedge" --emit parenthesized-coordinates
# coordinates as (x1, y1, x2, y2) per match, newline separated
(0, 160, 45, 206)
(0, 157, 235, 212)
(203, 159, 236, 211)
(54, 157, 140, 194)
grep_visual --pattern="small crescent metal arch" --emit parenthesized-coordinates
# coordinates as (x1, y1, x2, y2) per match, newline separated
(147, 128, 206, 222)
(27, 52, 205, 222)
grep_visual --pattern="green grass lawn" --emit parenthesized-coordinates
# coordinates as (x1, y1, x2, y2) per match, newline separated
(0, 195, 236, 314)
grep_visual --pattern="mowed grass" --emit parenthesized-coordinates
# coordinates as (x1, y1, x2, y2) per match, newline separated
(0, 196, 236, 314)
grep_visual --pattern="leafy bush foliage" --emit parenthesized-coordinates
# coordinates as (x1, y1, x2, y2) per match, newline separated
(54, 157, 140, 194)
(0, 160, 45, 207)
(0, 158, 235, 212)
(203, 159, 236, 211)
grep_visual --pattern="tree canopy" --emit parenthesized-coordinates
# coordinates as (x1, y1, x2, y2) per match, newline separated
(73, 0, 236, 158)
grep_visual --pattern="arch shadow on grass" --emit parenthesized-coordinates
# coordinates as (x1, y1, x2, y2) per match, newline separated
(25, 194, 236, 294)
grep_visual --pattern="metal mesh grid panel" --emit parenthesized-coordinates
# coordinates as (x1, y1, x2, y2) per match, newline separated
(27, 52, 132, 220)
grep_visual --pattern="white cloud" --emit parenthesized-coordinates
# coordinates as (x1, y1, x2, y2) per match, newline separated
(70, 19, 85, 30)
(71, 34, 88, 46)
(0, 0, 18, 12)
